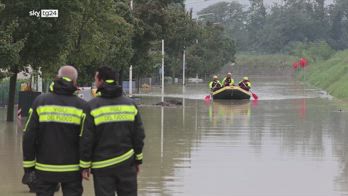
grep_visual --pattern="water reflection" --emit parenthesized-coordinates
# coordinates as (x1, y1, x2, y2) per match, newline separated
(137, 84, 348, 195)
(0, 111, 28, 195)
(208, 100, 251, 126)
(161, 106, 164, 159)
(1, 78, 348, 196)
(182, 86, 186, 128)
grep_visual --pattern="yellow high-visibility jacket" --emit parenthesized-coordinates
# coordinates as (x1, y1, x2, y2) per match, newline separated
(222, 77, 234, 86)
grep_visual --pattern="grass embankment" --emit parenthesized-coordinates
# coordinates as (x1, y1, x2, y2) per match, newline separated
(224, 54, 297, 76)
(236, 54, 297, 67)
(306, 50, 348, 100)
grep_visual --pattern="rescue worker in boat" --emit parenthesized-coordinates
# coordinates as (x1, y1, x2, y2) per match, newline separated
(209, 75, 222, 91)
(238, 76, 252, 91)
(22, 65, 87, 196)
(222, 72, 234, 87)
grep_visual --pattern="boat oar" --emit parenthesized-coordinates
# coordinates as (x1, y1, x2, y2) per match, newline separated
(240, 80, 258, 100)
(250, 90, 258, 100)
(204, 95, 211, 100)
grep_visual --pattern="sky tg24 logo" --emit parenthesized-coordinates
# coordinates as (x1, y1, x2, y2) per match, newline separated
(29, 9, 58, 18)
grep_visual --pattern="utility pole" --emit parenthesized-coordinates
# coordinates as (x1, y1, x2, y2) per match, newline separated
(129, 65, 132, 97)
(128, 0, 133, 97)
(183, 48, 186, 86)
(161, 39, 165, 102)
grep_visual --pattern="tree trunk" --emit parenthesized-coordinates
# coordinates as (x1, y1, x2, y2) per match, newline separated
(7, 69, 18, 122)
(172, 71, 176, 84)
(137, 75, 140, 93)
(118, 67, 123, 87)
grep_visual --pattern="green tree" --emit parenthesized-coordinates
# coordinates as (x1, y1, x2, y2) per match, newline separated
(255, 0, 329, 52)
(131, 0, 167, 81)
(57, 0, 135, 86)
(0, 0, 84, 121)
(197, 0, 348, 53)
(247, 0, 266, 50)
(66, 0, 116, 84)
(0, 14, 25, 122)
(327, 0, 348, 49)
(105, 4, 134, 85)
(163, 4, 199, 78)
(198, 1, 248, 50)
(186, 23, 235, 78)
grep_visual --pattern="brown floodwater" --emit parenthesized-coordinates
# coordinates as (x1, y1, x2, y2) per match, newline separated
(1, 77, 348, 196)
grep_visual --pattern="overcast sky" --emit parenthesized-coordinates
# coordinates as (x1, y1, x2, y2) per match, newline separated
(185, 0, 334, 17)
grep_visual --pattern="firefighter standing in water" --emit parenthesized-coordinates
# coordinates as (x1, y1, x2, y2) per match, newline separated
(22, 65, 86, 196)
(79, 66, 145, 196)
(238, 76, 252, 91)
(222, 72, 234, 87)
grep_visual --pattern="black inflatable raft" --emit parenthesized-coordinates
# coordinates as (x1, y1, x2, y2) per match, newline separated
(212, 86, 251, 100)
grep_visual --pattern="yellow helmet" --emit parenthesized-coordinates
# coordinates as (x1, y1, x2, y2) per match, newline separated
(243, 76, 249, 80)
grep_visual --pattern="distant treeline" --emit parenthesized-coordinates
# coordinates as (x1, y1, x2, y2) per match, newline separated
(198, 0, 348, 54)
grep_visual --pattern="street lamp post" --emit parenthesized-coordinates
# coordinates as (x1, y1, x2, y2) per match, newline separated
(129, 65, 132, 97)
(182, 47, 186, 86)
(161, 40, 165, 102)
(128, 0, 133, 97)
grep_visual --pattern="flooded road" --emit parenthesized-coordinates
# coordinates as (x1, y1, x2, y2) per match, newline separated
(1, 77, 348, 195)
